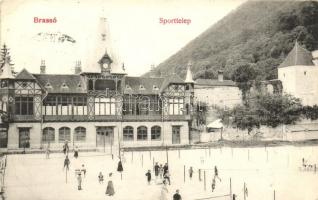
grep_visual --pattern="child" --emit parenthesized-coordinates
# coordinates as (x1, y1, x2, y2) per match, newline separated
(63, 155, 70, 171)
(81, 164, 86, 177)
(77, 173, 82, 190)
(45, 145, 50, 159)
(98, 172, 104, 184)
(145, 170, 151, 185)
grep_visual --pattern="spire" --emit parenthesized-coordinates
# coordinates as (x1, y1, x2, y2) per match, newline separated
(0, 44, 15, 79)
(184, 61, 194, 83)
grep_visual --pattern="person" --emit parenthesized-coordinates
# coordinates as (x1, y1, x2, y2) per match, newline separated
(63, 155, 70, 171)
(189, 166, 194, 179)
(154, 162, 160, 178)
(63, 141, 69, 155)
(214, 166, 221, 181)
(77, 173, 82, 190)
(145, 170, 151, 185)
(163, 170, 171, 185)
(163, 163, 169, 176)
(159, 164, 164, 179)
(232, 194, 237, 200)
(106, 173, 115, 196)
(173, 189, 182, 200)
(98, 172, 104, 184)
(45, 145, 50, 159)
(81, 164, 86, 177)
(160, 180, 169, 200)
(117, 160, 123, 173)
(74, 146, 79, 159)
(211, 178, 216, 192)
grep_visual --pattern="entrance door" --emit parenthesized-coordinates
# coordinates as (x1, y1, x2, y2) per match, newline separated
(19, 128, 30, 148)
(96, 127, 114, 147)
(172, 126, 181, 144)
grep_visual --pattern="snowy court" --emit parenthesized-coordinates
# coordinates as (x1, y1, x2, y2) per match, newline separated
(4, 145, 318, 200)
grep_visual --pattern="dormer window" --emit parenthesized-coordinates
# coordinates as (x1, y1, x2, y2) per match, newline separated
(61, 82, 69, 89)
(153, 85, 159, 90)
(77, 82, 82, 88)
(126, 85, 131, 90)
(139, 85, 145, 90)
(45, 82, 52, 89)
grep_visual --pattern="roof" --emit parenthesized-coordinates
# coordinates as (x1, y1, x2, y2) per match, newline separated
(184, 63, 194, 83)
(124, 76, 164, 94)
(195, 79, 237, 87)
(160, 74, 185, 92)
(15, 69, 36, 80)
(33, 74, 86, 93)
(0, 62, 14, 79)
(278, 41, 314, 68)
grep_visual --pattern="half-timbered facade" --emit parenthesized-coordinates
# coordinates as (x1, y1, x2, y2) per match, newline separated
(0, 44, 194, 152)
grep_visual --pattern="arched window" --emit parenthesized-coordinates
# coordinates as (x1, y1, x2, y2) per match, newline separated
(59, 127, 70, 142)
(151, 126, 161, 140)
(74, 127, 86, 141)
(137, 126, 147, 141)
(42, 127, 55, 142)
(123, 126, 134, 141)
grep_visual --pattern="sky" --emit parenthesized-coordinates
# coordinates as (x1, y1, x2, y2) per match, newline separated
(0, 0, 247, 76)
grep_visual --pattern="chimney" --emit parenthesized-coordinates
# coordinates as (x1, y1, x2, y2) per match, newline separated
(75, 61, 82, 74)
(40, 60, 46, 74)
(218, 70, 223, 82)
(149, 64, 156, 78)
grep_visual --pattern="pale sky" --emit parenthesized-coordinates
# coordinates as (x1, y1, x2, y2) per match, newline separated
(0, 0, 247, 76)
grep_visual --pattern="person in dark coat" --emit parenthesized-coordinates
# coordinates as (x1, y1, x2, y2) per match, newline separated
(106, 173, 115, 196)
(173, 189, 182, 200)
(232, 194, 237, 200)
(145, 170, 151, 185)
(117, 160, 123, 173)
(63, 155, 70, 171)
(163, 170, 171, 185)
(189, 166, 194, 179)
(214, 166, 221, 181)
(63, 141, 69, 155)
(163, 163, 169, 176)
(154, 162, 160, 178)
(74, 146, 79, 158)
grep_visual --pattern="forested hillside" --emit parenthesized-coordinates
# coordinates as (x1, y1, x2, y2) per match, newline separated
(145, 1, 318, 81)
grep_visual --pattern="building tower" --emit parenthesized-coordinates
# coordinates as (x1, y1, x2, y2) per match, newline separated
(184, 61, 194, 116)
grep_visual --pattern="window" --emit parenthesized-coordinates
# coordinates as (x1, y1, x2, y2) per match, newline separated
(59, 127, 70, 142)
(168, 98, 184, 115)
(15, 97, 33, 115)
(139, 85, 145, 90)
(45, 82, 52, 89)
(137, 96, 150, 115)
(153, 85, 159, 90)
(74, 127, 86, 141)
(137, 126, 147, 141)
(123, 126, 134, 141)
(95, 97, 116, 115)
(61, 82, 69, 89)
(42, 127, 55, 142)
(151, 126, 161, 140)
(73, 96, 87, 115)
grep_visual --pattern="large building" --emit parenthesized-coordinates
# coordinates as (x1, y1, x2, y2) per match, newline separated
(0, 18, 195, 152)
(278, 41, 318, 106)
(194, 70, 242, 109)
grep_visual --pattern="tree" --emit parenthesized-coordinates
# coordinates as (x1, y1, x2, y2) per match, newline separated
(231, 64, 257, 101)
(227, 92, 302, 134)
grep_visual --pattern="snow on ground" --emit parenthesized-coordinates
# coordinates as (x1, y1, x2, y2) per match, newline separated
(4, 145, 318, 200)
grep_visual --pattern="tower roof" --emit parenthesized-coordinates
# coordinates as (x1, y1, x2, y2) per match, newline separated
(0, 45, 15, 79)
(15, 68, 36, 80)
(278, 41, 314, 68)
(184, 61, 194, 83)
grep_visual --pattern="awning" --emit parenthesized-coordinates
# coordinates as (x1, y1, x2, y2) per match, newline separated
(207, 119, 223, 129)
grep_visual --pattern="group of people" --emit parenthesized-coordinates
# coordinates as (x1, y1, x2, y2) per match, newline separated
(302, 157, 317, 171)
(152, 162, 171, 185)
